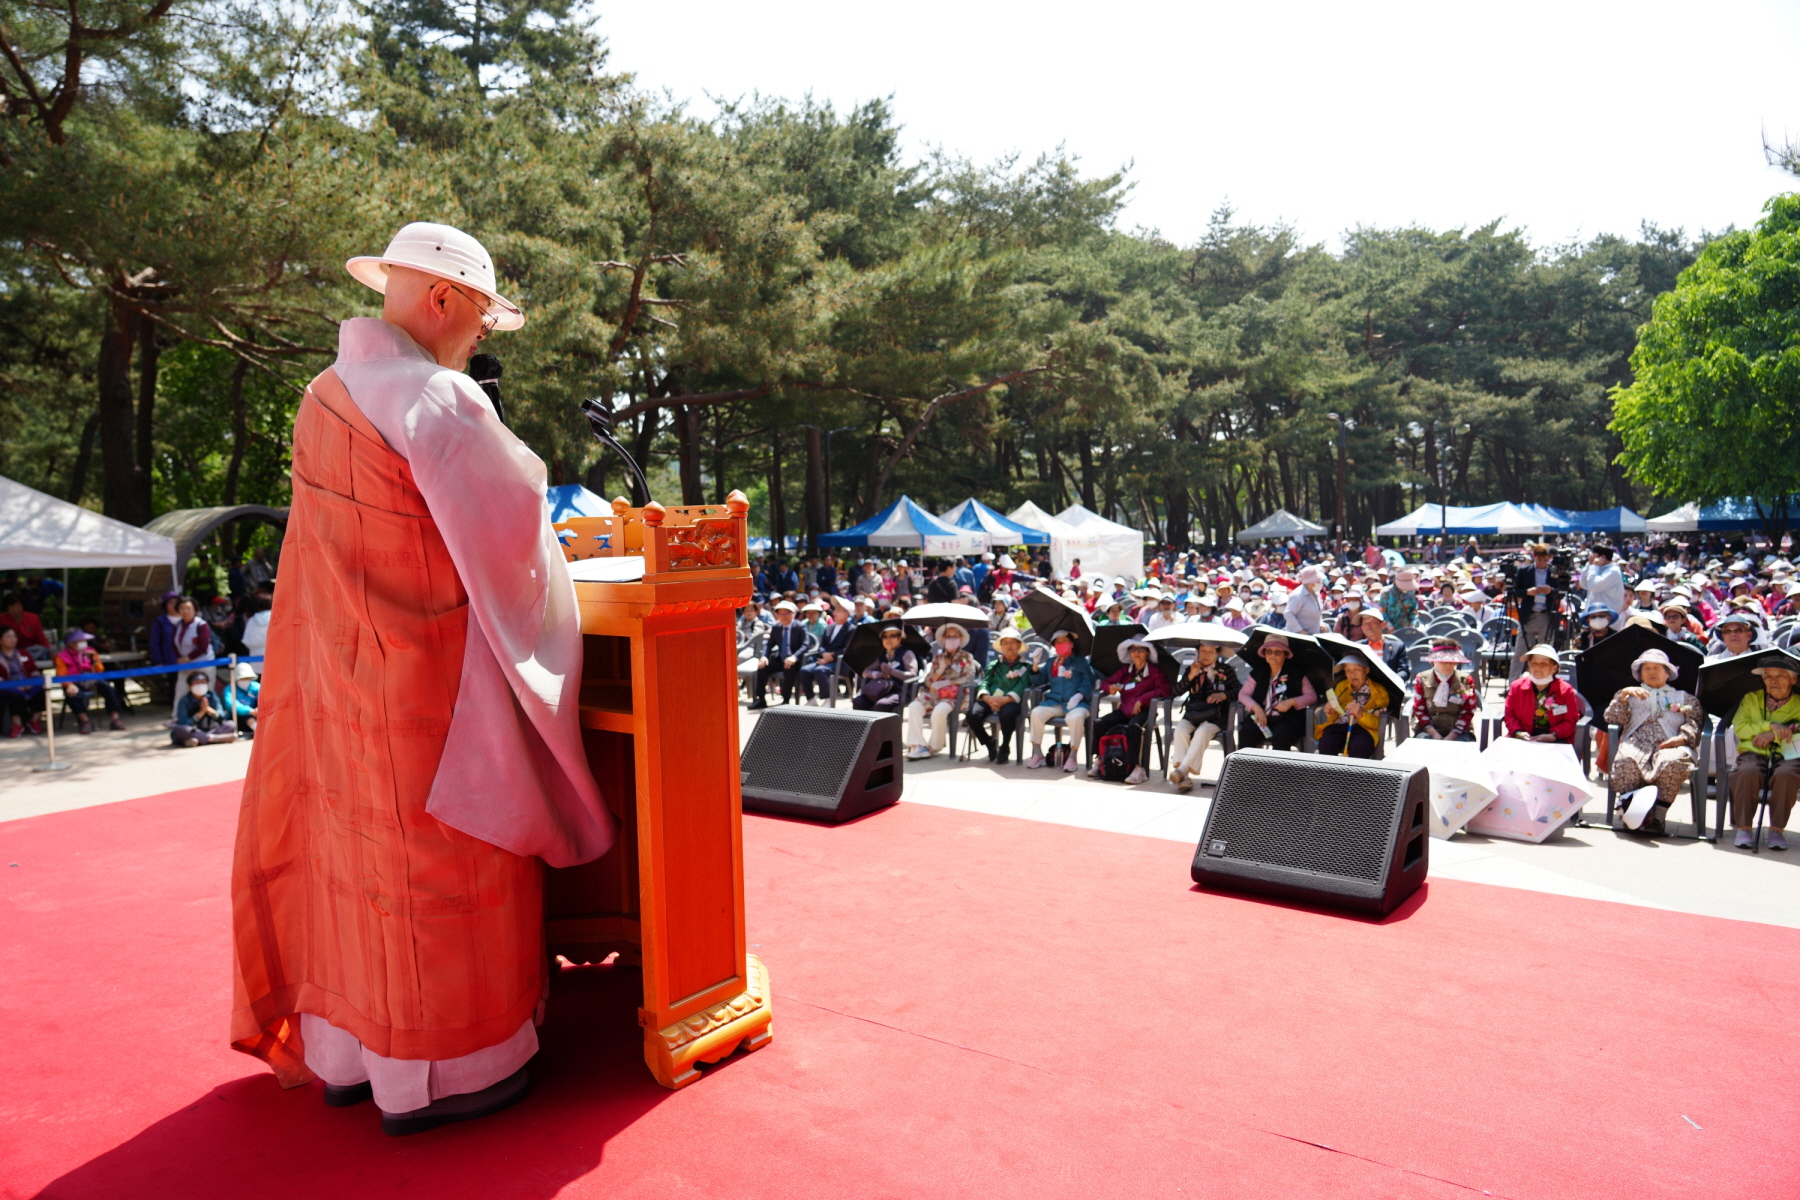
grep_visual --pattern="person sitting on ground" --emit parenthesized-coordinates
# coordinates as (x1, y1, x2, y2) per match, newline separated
(905, 622, 980, 760)
(1503, 645, 1579, 744)
(1727, 658, 1800, 850)
(1410, 640, 1478, 741)
(0, 625, 43, 736)
(219, 662, 261, 736)
(967, 629, 1034, 764)
(1237, 635, 1317, 752)
(54, 629, 126, 733)
(853, 625, 917, 712)
(800, 599, 855, 705)
(1605, 649, 1702, 837)
(170, 668, 237, 746)
(1026, 629, 1095, 773)
(1316, 656, 1389, 758)
(0, 593, 48, 653)
(1168, 642, 1239, 792)
(1089, 638, 1173, 784)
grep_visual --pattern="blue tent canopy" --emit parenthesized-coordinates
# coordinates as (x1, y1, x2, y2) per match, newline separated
(1646, 498, 1797, 532)
(938, 498, 1049, 546)
(546, 484, 609, 522)
(819, 496, 987, 554)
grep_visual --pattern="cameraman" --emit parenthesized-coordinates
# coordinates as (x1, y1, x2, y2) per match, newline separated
(1509, 542, 1565, 681)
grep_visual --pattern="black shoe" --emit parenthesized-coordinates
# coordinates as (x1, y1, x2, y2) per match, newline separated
(323, 1080, 373, 1107)
(995, 742, 1010, 766)
(381, 1068, 530, 1137)
(1640, 814, 1668, 837)
(747, 699, 768, 710)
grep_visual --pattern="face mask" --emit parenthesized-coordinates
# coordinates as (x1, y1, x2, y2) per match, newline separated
(941, 638, 962, 652)
(1345, 600, 1361, 610)
(190, 684, 209, 697)
(1054, 643, 1074, 658)
(1529, 668, 1556, 685)
(1589, 617, 1609, 629)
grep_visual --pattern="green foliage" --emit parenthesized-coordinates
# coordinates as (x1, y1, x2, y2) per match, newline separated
(1612, 194, 1800, 517)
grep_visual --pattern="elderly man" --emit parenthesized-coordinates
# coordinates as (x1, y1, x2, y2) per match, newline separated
(1708, 611, 1761, 660)
(1355, 608, 1411, 681)
(1508, 544, 1564, 680)
(751, 600, 814, 708)
(1729, 657, 1800, 850)
(231, 223, 615, 1135)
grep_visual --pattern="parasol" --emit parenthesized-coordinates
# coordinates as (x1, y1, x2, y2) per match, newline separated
(1091, 623, 1177, 684)
(1241, 624, 1335, 699)
(1318, 631, 1408, 717)
(1144, 621, 1249, 651)
(899, 602, 989, 631)
(844, 622, 932, 677)
(1019, 584, 1096, 656)
(1695, 647, 1800, 720)
(1572, 625, 1704, 721)
(1381, 738, 1497, 838)
(1466, 739, 1592, 843)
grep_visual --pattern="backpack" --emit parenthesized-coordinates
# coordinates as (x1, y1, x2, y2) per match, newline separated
(1096, 731, 1134, 782)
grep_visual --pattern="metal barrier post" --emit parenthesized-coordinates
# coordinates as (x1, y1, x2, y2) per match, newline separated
(33, 671, 70, 773)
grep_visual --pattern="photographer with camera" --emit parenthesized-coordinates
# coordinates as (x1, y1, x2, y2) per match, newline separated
(1508, 542, 1567, 681)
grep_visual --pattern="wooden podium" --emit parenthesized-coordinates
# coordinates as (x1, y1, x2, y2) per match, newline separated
(543, 490, 771, 1089)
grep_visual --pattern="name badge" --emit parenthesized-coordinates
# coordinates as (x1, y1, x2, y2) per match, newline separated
(1548, 703, 1567, 715)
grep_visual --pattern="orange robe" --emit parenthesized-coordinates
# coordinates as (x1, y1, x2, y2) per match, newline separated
(230, 367, 545, 1084)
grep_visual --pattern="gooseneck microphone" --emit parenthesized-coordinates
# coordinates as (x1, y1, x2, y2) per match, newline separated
(469, 353, 506, 427)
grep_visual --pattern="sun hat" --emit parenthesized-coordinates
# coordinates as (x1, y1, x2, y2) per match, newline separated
(937, 622, 970, 643)
(63, 629, 93, 644)
(773, 600, 798, 613)
(346, 222, 524, 331)
(1425, 642, 1469, 664)
(1754, 659, 1798, 677)
(995, 628, 1024, 646)
(1523, 643, 1560, 665)
(1259, 635, 1291, 657)
(1118, 637, 1158, 662)
(1630, 649, 1677, 681)
(1049, 629, 1079, 645)
(235, 662, 260, 681)
(1715, 611, 1758, 630)
(997, 554, 1017, 569)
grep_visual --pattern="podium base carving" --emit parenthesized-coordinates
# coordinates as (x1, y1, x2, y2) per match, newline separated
(642, 955, 773, 1089)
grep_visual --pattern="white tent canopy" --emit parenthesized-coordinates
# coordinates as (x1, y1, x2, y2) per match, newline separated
(0, 475, 177, 571)
(1374, 502, 1551, 537)
(1236, 509, 1328, 543)
(1052, 504, 1146, 582)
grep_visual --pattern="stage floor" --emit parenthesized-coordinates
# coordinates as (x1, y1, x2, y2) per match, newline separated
(5, 782, 1797, 1199)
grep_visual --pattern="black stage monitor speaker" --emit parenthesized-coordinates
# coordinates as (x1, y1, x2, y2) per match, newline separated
(740, 708, 903, 823)
(1191, 748, 1429, 915)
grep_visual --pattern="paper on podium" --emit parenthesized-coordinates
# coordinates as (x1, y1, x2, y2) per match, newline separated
(1382, 739, 1497, 838)
(1467, 738, 1592, 843)
(566, 555, 646, 583)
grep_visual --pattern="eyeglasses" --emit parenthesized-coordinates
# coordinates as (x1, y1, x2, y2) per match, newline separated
(447, 284, 499, 333)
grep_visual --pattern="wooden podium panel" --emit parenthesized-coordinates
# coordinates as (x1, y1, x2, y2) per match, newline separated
(544, 492, 771, 1088)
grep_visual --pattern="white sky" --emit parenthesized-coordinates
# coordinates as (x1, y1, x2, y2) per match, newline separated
(593, 0, 1800, 250)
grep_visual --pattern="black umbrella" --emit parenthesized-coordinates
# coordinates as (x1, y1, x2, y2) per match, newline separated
(1091, 623, 1178, 685)
(1696, 647, 1800, 720)
(1241, 624, 1335, 698)
(844, 622, 932, 677)
(1572, 625, 1704, 720)
(1317, 631, 1408, 717)
(1018, 585, 1096, 656)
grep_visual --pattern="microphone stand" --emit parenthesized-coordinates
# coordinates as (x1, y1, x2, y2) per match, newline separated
(581, 398, 651, 506)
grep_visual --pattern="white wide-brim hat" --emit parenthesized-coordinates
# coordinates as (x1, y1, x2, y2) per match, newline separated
(347, 222, 525, 331)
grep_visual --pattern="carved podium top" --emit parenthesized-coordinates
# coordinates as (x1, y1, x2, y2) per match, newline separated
(554, 489, 750, 584)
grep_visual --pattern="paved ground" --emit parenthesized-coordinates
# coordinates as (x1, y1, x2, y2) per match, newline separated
(6, 694, 1798, 929)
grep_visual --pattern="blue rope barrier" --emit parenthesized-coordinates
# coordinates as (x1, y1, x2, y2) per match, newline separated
(0, 655, 264, 691)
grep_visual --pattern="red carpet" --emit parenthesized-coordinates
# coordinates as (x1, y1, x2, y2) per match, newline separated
(3, 783, 1797, 1199)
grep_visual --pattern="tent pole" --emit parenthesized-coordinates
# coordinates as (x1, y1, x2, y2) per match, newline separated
(62, 567, 68, 643)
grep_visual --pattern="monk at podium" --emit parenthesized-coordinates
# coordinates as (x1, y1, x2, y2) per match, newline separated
(229, 222, 615, 1135)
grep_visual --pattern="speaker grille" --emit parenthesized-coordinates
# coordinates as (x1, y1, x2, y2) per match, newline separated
(1208, 753, 1401, 882)
(741, 710, 870, 799)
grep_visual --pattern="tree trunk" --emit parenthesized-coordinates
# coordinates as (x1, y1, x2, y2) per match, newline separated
(220, 357, 250, 560)
(804, 425, 827, 552)
(674, 405, 704, 505)
(630, 409, 659, 503)
(710, 407, 727, 505)
(584, 454, 609, 503)
(97, 299, 142, 524)
(769, 429, 786, 549)
(135, 317, 161, 521)
(1166, 485, 1190, 550)
(1076, 437, 1097, 510)
(67, 406, 100, 505)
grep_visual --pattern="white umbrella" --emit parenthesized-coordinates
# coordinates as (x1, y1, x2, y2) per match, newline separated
(1467, 739, 1592, 842)
(1381, 738, 1498, 838)
(901, 602, 989, 630)
(1143, 622, 1249, 650)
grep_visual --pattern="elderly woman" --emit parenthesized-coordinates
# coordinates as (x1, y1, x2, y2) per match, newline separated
(1381, 566, 1422, 631)
(904, 621, 980, 760)
(1237, 634, 1317, 752)
(1027, 630, 1096, 773)
(853, 625, 917, 712)
(1727, 657, 1800, 850)
(55, 629, 126, 734)
(1503, 644, 1579, 743)
(1605, 649, 1703, 837)
(1411, 640, 1478, 741)
(171, 669, 237, 747)
(1286, 565, 1326, 635)
(0, 625, 43, 736)
(1316, 656, 1390, 758)
(1089, 638, 1174, 784)
(967, 628, 1034, 764)
(1167, 642, 1239, 792)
